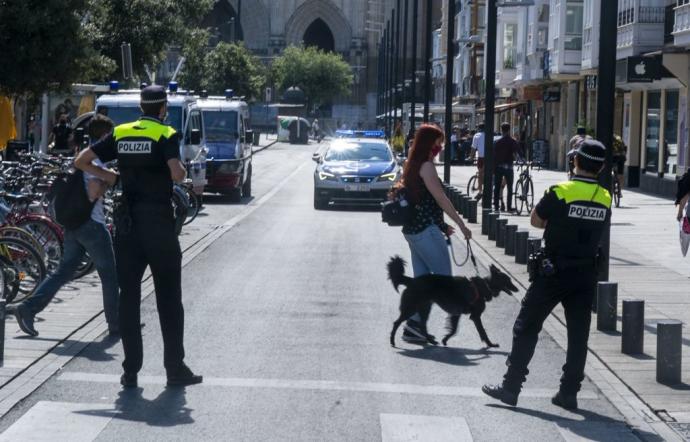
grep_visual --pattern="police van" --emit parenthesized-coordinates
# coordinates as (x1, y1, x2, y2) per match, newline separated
(94, 81, 208, 193)
(193, 91, 252, 202)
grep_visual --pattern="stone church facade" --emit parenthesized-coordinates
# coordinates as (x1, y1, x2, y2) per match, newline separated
(204, 0, 406, 125)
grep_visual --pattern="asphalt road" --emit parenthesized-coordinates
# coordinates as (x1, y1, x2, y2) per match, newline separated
(0, 142, 640, 441)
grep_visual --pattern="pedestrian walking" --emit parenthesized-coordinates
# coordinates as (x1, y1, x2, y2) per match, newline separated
(392, 124, 472, 344)
(12, 115, 119, 337)
(493, 123, 521, 212)
(450, 126, 459, 163)
(459, 129, 472, 165)
(390, 122, 405, 155)
(75, 85, 202, 389)
(482, 140, 612, 411)
(49, 114, 73, 156)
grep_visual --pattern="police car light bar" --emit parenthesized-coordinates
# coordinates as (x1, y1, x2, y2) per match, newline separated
(168, 81, 179, 93)
(140, 82, 148, 90)
(109, 81, 119, 93)
(225, 89, 234, 99)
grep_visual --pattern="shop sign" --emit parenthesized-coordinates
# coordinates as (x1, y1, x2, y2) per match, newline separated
(522, 86, 542, 101)
(585, 75, 597, 91)
(626, 56, 661, 83)
(544, 90, 561, 102)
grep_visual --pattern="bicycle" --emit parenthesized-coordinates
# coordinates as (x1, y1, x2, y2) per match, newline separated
(513, 161, 535, 216)
(466, 159, 481, 198)
(612, 169, 622, 208)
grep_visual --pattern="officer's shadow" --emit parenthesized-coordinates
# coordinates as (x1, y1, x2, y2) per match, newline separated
(76, 386, 194, 427)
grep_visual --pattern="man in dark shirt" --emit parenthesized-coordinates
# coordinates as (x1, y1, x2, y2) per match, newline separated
(493, 122, 520, 212)
(50, 115, 73, 155)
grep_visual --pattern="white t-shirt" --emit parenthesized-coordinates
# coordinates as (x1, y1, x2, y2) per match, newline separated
(450, 134, 457, 143)
(83, 160, 106, 225)
(472, 131, 485, 158)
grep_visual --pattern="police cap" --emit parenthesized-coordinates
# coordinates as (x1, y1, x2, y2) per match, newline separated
(575, 139, 606, 162)
(140, 85, 167, 105)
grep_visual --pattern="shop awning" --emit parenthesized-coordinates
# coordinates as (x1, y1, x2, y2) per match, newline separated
(476, 101, 526, 114)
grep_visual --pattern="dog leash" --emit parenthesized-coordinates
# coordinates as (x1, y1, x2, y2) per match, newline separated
(447, 236, 480, 276)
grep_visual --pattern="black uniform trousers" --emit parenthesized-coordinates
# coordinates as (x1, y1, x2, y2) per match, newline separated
(115, 203, 185, 375)
(493, 166, 514, 211)
(503, 269, 596, 395)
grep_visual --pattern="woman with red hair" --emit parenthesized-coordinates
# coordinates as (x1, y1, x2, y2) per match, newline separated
(394, 124, 472, 344)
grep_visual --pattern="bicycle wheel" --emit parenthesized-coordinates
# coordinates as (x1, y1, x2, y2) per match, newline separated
(14, 218, 63, 274)
(0, 237, 47, 304)
(0, 226, 44, 260)
(73, 255, 96, 280)
(514, 179, 525, 216)
(613, 180, 621, 208)
(467, 175, 478, 195)
(183, 187, 200, 226)
(171, 190, 188, 235)
(523, 177, 535, 213)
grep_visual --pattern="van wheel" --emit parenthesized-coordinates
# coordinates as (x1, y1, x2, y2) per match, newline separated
(229, 188, 242, 203)
(242, 167, 252, 197)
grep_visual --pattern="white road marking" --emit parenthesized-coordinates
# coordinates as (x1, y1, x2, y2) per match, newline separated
(380, 413, 473, 442)
(0, 401, 113, 442)
(58, 372, 598, 400)
(555, 421, 638, 441)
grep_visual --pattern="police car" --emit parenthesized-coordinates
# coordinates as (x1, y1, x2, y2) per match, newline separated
(313, 134, 401, 209)
(194, 91, 253, 202)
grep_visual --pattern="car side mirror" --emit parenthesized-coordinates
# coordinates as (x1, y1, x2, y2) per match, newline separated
(244, 129, 253, 145)
(190, 129, 201, 145)
(312, 153, 321, 163)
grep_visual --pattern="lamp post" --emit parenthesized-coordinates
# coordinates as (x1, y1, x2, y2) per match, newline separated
(409, 0, 419, 136)
(394, 0, 401, 126)
(387, 18, 393, 137)
(423, 0, 433, 123)
(443, 0, 455, 184)
(596, 0, 619, 281)
(401, 0, 409, 126)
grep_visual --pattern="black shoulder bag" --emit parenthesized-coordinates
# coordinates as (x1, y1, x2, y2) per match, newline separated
(381, 187, 413, 226)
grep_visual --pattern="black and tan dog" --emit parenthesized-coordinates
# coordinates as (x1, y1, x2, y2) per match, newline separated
(387, 256, 518, 347)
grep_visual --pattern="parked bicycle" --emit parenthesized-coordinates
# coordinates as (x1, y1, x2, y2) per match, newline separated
(513, 161, 535, 216)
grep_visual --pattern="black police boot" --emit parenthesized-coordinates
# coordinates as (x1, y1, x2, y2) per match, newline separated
(167, 364, 203, 387)
(481, 383, 518, 407)
(120, 373, 138, 388)
(551, 391, 578, 410)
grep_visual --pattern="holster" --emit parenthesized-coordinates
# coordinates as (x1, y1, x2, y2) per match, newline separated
(112, 193, 132, 237)
(527, 249, 556, 281)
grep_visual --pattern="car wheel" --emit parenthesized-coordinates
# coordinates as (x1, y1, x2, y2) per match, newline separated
(229, 188, 242, 203)
(242, 166, 252, 198)
(313, 191, 327, 210)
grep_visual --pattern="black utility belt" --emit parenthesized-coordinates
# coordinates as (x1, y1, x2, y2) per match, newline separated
(528, 249, 597, 281)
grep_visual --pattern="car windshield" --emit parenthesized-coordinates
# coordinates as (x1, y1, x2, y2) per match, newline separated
(96, 105, 183, 133)
(324, 142, 392, 162)
(202, 111, 239, 143)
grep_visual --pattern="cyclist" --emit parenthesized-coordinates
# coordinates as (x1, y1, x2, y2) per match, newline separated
(613, 134, 627, 198)
(493, 123, 521, 212)
(471, 123, 486, 198)
(567, 127, 591, 178)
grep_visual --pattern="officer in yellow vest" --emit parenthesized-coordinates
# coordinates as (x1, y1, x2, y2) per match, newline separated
(482, 140, 611, 411)
(75, 85, 202, 388)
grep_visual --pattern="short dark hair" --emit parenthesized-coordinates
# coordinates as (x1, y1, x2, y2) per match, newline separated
(141, 101, 165, 117)
(576, 126, 587, 136)
(477, 123, 485, 131)
(501, 122, 510, 133)
(88, 114, 114, 140)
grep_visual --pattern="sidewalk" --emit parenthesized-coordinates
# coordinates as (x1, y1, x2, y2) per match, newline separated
(444, 163, 690, 435)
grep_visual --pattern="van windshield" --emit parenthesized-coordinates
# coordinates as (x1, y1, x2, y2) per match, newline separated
(203, 111, 239, 143)
(96, 105, 183, 133)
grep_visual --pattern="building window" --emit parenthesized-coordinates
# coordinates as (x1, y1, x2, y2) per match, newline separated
(645, 91, 661, 172)
(564, 2, 584, 50)
(504, 23, 517, 69)
(665, 90, 679, 177)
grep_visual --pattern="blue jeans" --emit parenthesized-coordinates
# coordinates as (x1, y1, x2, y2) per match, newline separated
(403, 224, 452, 325)
(23, 220, 119, 328)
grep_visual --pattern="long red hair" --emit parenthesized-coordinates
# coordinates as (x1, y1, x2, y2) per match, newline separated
(396, 124, 444, 203)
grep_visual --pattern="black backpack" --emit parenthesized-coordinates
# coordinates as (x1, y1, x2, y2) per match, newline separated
(51, 169, 95, 230)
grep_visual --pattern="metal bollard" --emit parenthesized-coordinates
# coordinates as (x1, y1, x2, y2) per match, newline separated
(505, 225, 518, 256)
(0, 300, 5, 367)
(468, 200, 478, 224)
(459, 195, 468, 217)
(515, 231, 529, 264)
(496, 219, 508, 247)
(657, 320, 682, 385)
(481, 209, 492, 235)
(622, 300, 644, 355)
(451, 189, 461, 212)
(596, 282, 618, 332)
(488, 213, 500, 240)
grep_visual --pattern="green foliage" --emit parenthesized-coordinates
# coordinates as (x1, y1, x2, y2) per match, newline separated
(271, 46, 353, 109)
(201, 42, 265, 100)
(83, 0, 214, 80)
(178, 29, 211, 93)
(0, 0, 95, 96)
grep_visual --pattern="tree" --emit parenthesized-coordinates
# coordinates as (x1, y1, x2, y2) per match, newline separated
(202, 42, 265, 100)
(178, 29, 211, 93)
(83, 0, 213, 81)
(0, 0, 104, 96)
(271, 46, 353, 111)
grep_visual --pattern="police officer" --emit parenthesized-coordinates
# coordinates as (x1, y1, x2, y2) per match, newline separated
(482, 140, 611, 410)
(75, 85, 202, 388)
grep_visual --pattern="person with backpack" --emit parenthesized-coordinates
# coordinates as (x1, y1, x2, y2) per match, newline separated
(11, 115, 119, 337)
(612, 134, 627, 197)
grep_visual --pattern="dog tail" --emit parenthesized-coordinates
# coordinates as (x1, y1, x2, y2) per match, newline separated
(387, 255, 412, 292)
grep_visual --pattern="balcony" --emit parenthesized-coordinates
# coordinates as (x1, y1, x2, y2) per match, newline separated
(617, 6, 665, 59)
(675, 3, 690, 47)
